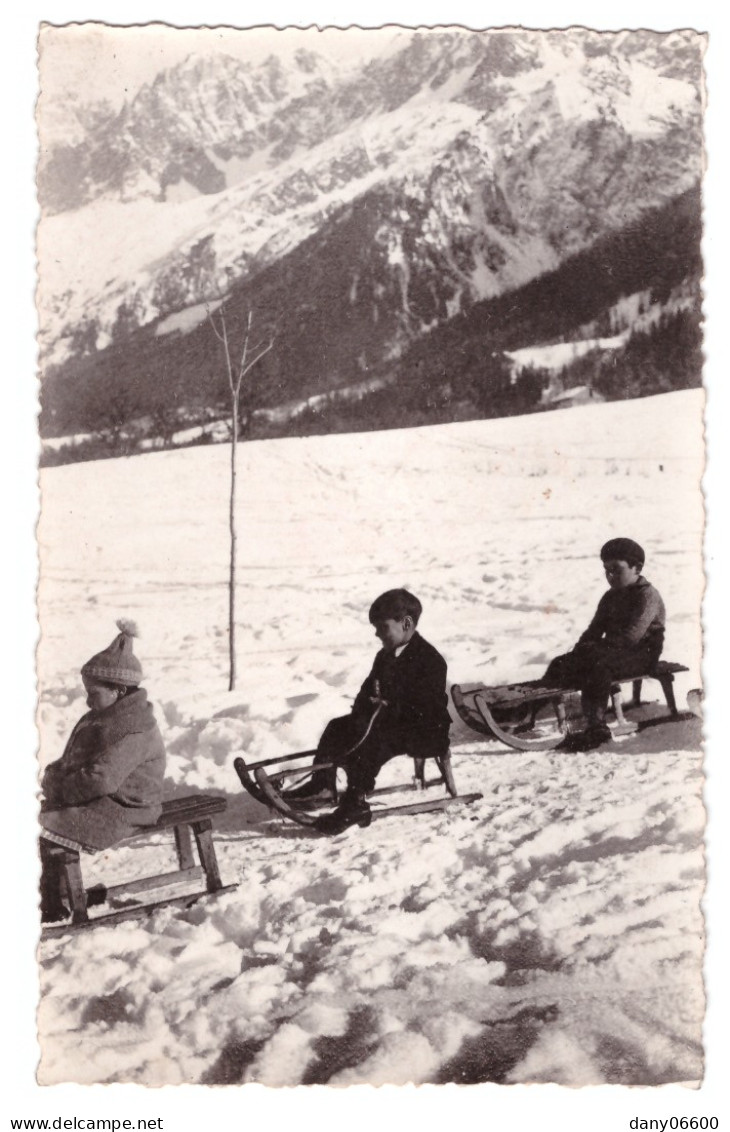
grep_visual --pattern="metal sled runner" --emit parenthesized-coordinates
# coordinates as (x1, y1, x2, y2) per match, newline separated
(233, 748, 482, 830)
(452, 660, 690, 752)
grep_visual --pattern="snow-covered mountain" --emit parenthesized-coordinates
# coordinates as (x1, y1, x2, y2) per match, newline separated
(37, 27, 704, 438)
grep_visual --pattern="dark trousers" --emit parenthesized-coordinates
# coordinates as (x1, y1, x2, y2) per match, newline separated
(544, 641, 661, 722)
(313, 714, 399, 797)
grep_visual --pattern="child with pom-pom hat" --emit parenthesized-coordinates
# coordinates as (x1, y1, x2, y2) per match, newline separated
(39, 620, 166, 922)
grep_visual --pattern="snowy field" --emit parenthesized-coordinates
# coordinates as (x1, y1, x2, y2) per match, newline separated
(35, 389, 706, 1087)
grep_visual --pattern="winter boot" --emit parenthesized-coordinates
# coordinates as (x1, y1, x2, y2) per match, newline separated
(314, 789, 371, 834)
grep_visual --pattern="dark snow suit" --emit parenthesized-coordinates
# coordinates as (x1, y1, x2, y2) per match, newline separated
(316, 631, 451, 795)
(544, 576, 666, 718)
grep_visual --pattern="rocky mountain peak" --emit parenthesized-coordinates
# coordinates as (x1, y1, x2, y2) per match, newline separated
(37, 26, 704, 444)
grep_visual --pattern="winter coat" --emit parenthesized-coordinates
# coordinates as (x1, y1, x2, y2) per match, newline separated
(351, 631, 451, 758)
(578, 575, 666, 658)
(40, 688, 166, 851)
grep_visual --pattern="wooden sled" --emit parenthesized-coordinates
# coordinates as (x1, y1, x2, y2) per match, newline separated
(452, 661, 690, 753)
(233, 750, 482, 830)
(41, 794, 235, 940)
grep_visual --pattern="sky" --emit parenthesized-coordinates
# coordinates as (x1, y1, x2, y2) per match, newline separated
(37, 24, 409, 110)
(3, 1, 729, 1130)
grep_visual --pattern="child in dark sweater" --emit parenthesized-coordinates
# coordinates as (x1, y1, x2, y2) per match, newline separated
(543, 538, 665, 744)
(287, 589, 451, 833)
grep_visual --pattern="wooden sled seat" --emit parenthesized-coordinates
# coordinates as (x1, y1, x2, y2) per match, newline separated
(41, 794, 233, 938)
(607, 661, 689, 735)
(452, 661, 690, 752)
(610, 661, 689, 716)
(360, 750, 460, 800)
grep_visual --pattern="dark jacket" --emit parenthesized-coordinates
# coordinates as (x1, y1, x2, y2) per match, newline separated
(351, 631, 451, 758)
(40, 688, 165, 851)
(578, 575, 665, 657)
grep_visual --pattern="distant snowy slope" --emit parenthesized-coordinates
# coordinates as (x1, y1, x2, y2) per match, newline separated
(37, 389, 704, 780)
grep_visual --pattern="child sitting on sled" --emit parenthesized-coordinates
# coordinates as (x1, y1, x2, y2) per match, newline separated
(543, 537, 666, 746)
(286, 588, 452, 833)
(39, 620, 166, 922)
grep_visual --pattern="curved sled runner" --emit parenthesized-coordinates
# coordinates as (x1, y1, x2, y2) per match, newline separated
(233, 752, 481, 830)
(234, 750, 328, 828)
(452, 680, 574, 751)
(452, 661, 690, 753)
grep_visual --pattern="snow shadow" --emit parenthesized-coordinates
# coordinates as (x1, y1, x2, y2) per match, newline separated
(200, 1035, 270, 1086)
(435, 1003, 560, 1084)
(301, 1006, 380, 1085)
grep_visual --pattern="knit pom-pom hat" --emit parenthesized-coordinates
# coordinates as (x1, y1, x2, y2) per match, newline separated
(81, 619, 143, 686)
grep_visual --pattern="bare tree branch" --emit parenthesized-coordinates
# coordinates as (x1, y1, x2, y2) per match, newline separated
(205, 303, 228, 346)
(242, 339, 275, 378)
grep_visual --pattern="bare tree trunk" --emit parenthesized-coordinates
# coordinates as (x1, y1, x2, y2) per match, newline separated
(208, 306, 273, 690)
(228, 390, 238, 690)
